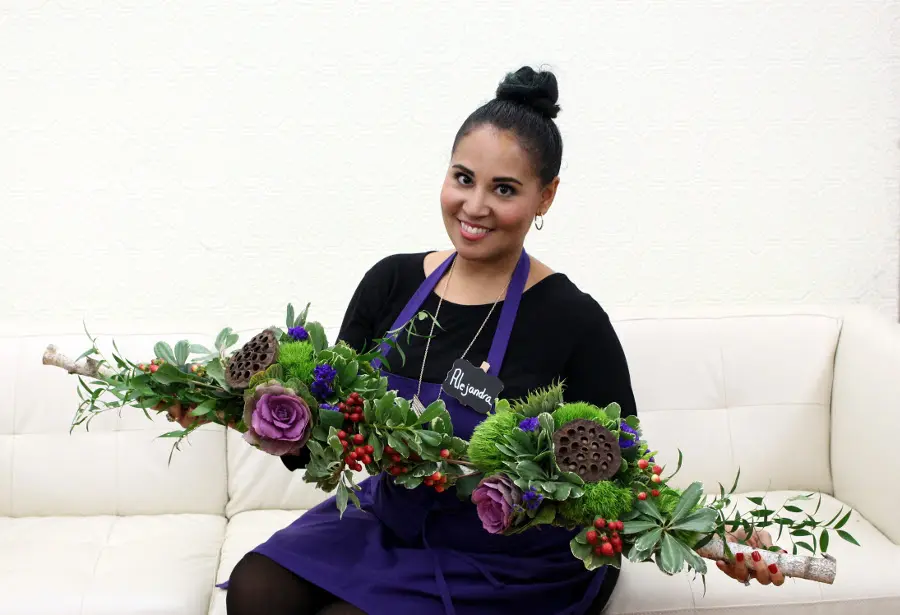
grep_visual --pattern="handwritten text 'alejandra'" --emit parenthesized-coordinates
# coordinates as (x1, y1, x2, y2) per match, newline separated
(447, 368, 493, 404)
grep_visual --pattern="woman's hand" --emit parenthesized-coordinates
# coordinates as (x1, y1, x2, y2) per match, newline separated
(715, 528, 785, 587)
(153, 401, 236, 430)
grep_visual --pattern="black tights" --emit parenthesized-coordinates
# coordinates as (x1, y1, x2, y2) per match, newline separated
(226, 553, 366, 615)
(226, 552, 617, 615)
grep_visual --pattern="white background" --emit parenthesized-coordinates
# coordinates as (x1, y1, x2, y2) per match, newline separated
(2, 1, 899, 337)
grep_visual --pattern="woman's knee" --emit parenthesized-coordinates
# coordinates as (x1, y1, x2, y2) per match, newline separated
(226, 552, 329, 614)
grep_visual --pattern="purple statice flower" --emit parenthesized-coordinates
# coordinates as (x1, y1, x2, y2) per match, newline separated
(319, 403, 338, 412)
(287, 326, 309, 341)
(519, 417, 540, 432)
(619, 421, 639, 449)
(311, 364, 337, 400)
(522, 488, 544, 511)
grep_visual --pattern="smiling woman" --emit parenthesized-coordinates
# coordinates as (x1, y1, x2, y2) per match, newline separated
(220, 66, 641, 615)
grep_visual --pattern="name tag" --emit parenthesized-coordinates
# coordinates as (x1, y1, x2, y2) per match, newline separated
(442, 358, 504, 414)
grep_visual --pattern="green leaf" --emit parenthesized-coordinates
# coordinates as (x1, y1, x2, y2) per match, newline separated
(154, 342, 177, 364)
(625, 415, 640, 430)
(728, 467, 741, 495)
(455, 473, 483, 499)
(417, 430, 442, 447)
(416, 400, 446, 425)
(837, 530, 860, 546)
(551, 483, 574, 500)
(659, 532, 684, 575)
(537, 412, 555, 434)
(795, 541, 815, 553)
(336, 484, 349, 518)
(834, 510, 853, 530)
(560, 470, 585, 486)
(669, 482, 704, 524)
(296, 303, 311, 327)
(174, 340, 190, 366)
(673, 536, 708, 574)
(516, 461, 547, 481)
(622, 520, 661, 535)
(820, 529, 830, 553)
(669, 507, 718, 533)
(571, 539, 593, 560)
(387, 433, 409, 457)
(150, 363, 192, 385)
(634, 498, 665, 524)
(375, 393, 396, 423)
(306, 322, 327, 353)
(604, 403, 621, 422)
(341, 361, 359, 387)
(319, 408, 345, 430)
(189, 400, 216, 416)
(328, 433, 343, 455)
(784, 505, 803, 513)
(635, 527, 664, 552)
(286, 303, 295, 329)
(747, 496, 764, 506)
(205, 358, 229, 389)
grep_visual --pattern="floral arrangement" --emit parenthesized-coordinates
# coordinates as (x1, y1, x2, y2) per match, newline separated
(43, 305, 857, 585)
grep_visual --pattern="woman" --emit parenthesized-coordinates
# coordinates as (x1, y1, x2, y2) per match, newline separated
(171, 66, 784, 614)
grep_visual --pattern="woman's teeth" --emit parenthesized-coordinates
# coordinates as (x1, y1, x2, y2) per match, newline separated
(461, 221, 489, 235)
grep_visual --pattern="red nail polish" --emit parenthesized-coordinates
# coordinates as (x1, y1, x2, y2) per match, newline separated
(752, 551, 761, 562)
(768, 564, 778, 574)
(735, 552, 744, 562)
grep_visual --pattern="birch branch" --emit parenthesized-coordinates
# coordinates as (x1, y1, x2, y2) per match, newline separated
(42, 345, 117, 379)
(696, 534, 837, 584)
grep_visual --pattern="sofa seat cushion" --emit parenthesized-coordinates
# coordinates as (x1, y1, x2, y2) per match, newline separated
(208, 509, 305, 615)
(0, 514, 225, 615)
(606, 492, 900, 615)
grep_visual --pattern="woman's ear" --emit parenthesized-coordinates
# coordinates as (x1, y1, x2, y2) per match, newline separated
(538, 176, 560, 217)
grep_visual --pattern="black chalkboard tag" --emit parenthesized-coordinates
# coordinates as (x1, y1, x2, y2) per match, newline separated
(442, 359, 504, 415)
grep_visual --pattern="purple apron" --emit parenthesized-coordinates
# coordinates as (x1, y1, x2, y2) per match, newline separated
(226, 251, 608, 615)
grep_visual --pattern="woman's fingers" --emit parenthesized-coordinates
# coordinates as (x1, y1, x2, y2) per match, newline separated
(751, 550, 772, 585)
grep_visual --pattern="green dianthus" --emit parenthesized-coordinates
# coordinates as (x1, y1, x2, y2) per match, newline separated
(551, 402, 613, 430)
(558, 480, 634, 526)
(468, 410, 521, 474)
(277, 341, 318, 383)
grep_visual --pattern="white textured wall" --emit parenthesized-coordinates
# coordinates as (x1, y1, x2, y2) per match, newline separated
(1, 1, 898, 338)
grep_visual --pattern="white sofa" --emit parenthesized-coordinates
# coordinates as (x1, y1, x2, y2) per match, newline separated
(1, 305, 898, 615)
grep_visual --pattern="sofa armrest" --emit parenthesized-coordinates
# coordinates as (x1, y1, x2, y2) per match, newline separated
(831, 305, 900, 544)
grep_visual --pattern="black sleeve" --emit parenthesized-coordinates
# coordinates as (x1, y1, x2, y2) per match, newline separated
(561, 301, 637, 418)
(282, 256, 399, 472)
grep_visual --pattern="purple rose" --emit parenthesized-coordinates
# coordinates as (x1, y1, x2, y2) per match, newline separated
(471, 474, 522, 534)
(242, 381, 312, 456)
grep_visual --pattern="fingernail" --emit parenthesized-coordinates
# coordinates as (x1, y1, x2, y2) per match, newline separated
(735, 552, 744, 562)
(752, 551, 761, 562)
(781, 549, 788, 554)
(768, 564, 778, 574)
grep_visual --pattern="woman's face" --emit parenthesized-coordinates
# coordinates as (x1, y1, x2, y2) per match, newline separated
(440, 124, 557, 263)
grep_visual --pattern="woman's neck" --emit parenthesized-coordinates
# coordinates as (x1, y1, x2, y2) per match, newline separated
(439, 247, 523, 305)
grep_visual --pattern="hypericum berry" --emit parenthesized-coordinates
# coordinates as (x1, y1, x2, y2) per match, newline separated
(343, 413, 350, 420)
(341, 441, 349, 449)
(138, 363, 146, 371)
(613, 542, 623, 554)
(353, 434, 364, 444)
(362, 454, 372, 465)
(594, 518, 607, 530)
(638, 459, 649, 470)
(440, 449, 450, 459)
(638, 492, 647, 500)
(586, 530, 598, 544)
(600, 535, 609, 542)
(594, 546, 604, 555)
(434, 485, 445, 493)
(401, 467, 408, 474)
(424, 478, 434, 487)
(391, 453, 402, 463)
(364, 445, 374, 454)
(190, 364, 199, 373)
(601, 543, 615, 557)
(651, 489, 660, 497)
(349, 451, 358, 460)
(350, 414, 361, 423)
(384, 445, 395, 454)
(651, 474, 662, 484)
(430, 472, 442, 482)
(338, 431, 347, 440)
(351, 462, 362, 472)
(390, 466, 401, 476)
(149, 364, 159, 373)
(653, 465, 663, 475)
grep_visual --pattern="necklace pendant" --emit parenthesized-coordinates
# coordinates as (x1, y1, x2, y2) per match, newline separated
(411, 394, 427, 416)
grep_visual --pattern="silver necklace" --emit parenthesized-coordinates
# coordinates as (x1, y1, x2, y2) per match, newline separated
(411, 256, 513, 414)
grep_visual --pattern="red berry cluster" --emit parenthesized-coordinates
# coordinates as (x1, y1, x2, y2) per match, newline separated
(138, 358, 166, 373)
(423, 469, 449, 492)
(339, 392, 364, 423)
(588, 518, 624, 557)
(339, 429, 374, 472)
(637, 459, 664, 485)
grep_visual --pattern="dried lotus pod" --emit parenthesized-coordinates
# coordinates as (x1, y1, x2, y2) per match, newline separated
(225, 329, 279, 389)
(553, 419, 622, 482)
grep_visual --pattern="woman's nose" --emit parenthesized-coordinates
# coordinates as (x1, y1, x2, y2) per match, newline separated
(461, 189, 490, 217)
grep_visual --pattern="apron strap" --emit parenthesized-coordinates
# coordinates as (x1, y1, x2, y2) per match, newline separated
(483, 249, 530, 377)
(370, 252, 456, 370)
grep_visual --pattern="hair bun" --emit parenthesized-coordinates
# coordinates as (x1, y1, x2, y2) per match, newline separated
(495, 66, 560, 119)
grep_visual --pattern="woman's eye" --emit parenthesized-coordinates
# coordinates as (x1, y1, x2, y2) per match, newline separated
(455, 173, 473, 185)
(495, 184, 516, 197)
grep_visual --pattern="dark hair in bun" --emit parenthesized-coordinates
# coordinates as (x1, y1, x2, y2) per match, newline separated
(452, 66, 563, 185)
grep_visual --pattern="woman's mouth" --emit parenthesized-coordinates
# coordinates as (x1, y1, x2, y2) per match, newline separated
(459, 220, 492, 241)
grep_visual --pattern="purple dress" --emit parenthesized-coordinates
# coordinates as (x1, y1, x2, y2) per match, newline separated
(224, 251, 612, 615)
